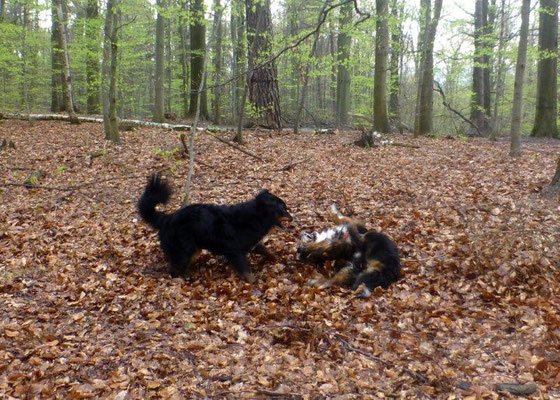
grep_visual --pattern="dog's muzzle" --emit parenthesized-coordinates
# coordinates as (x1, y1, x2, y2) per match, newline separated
(276, 212, 293, 226)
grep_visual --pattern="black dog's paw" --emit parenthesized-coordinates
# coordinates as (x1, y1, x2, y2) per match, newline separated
(242, 272, 256, 284)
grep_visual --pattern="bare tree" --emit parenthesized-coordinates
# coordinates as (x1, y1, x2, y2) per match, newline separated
(373, 0, 390, 133)
(510, 0, 530, 156)
(531, 0, 558, 138)
(246, 0, 282, 130)
(86, 0, 101, 114)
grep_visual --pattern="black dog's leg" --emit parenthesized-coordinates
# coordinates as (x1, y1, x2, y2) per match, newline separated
(226, 253, 256, 283)
(252, 242, 277, 262)
(168, 245, 199, 278)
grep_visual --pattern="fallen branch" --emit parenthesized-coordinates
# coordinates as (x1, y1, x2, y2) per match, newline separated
(433, 80, 481, 136)
(205, 130, 265, 162)
(494, 383, 537, 396)
(179, 133, 213, 168)
(1, 112, 193, 131)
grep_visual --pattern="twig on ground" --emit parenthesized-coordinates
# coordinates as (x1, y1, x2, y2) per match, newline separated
(179, 133, 213, 167)
(206, 130, 265, 162)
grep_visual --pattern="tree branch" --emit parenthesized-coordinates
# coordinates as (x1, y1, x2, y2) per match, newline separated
(433, 80, 481, 135)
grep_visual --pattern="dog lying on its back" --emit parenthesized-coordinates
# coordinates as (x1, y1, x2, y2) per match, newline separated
(138, 174, 292, 282)
(299, 205, 401, 298)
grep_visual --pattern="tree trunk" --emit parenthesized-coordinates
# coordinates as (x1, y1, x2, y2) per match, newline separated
(231, 0, 245, 121)
(293, 3, 328, 134)
(55, 0, 79, 124)
(245, 0, 282, 130)
(0, 0, 5, 22)
(482, 0, 492, 130)
(86, 0, 101, 114)
(335, 1, 352, 128)
(50, 1, 63, 112)
(212, 0, 223, 124)
(490, 0, 507, 138)
(179, 2, 189, 119)
(187, 0, 208, 119)
(471, 0, 488, 135)
(166, 15, 172, 114)
(531, 0, 558, 138)
(154, 0, 165, 123)
(373, 0, 390, 133)
(102, 0, 119, 141)
(510, 0, 531, 157)
(414, 0, 442, 136)
(388, 0, 402, 123)
(21, 6, 30, 118)
(550, 158, 560, 187)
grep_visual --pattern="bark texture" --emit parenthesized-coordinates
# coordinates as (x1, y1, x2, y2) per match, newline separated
(373, 0, 390, 133)
(531, 0, 558, 138)
(245, 0, 282, 130)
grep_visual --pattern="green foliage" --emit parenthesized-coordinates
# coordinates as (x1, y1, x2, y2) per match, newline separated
(0, 0, 547, 137)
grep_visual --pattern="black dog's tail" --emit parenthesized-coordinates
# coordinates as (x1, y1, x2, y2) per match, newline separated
(138, 174, 171, 230)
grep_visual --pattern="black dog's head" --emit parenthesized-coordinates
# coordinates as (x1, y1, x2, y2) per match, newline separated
(256, 189, 293, 227)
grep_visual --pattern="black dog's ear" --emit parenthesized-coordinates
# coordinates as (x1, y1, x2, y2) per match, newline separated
(256, 189, 271, 201)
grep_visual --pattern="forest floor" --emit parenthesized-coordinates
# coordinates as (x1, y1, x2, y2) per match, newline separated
(1, 120, 559, 399)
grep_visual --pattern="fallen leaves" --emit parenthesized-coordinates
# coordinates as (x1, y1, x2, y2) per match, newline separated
(0, 120, 559, 397)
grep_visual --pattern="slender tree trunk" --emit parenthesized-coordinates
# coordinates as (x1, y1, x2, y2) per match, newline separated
(86, 0, 101, 114)
(231, 0, 245, 121)
(0, 0, 5, 22)
(55, 0, 79, 124)
(51, 1, 62, 112)
(179, 4, 189, 119)
(294, 3, 328, 134)
(102, 0, 119, 141)
(212, 0, 223, 124)
(482, 0, 492, 129)
(471, 0, 485, 132)
(166, 16, 172, 114)
(415, 0, 442, 136)
(510, 0, 531, 157)
(414, 0, 428, 135)
(21, 7, 30, 118)
(490, 0, 506, 139)
(388, 0, 402, 123)
(373, 0, 390, 133)
(108, 10, 119, 135)
(188, 0, 208, 119)
(245, 0, 282, 130)
(154, 0, 166, 122)
(550, 158, 560, 187)
(336, 1, 352, 128)
(531, 0, 558, 138)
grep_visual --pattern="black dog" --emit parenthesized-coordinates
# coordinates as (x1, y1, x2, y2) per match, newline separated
(138, 174, 292, 282)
